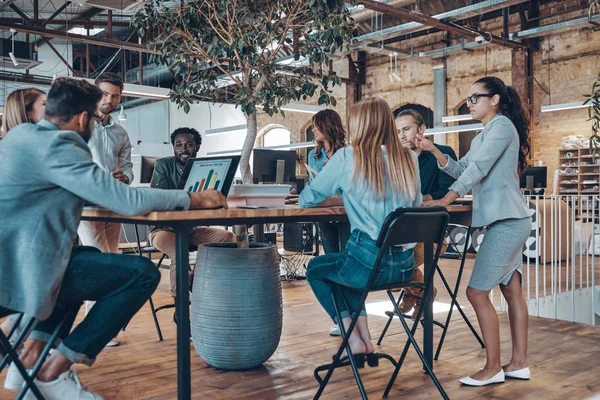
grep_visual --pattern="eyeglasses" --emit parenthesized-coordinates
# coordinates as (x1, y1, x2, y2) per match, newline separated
(466, 93, 494, 105)
(90, 113, 104, 121)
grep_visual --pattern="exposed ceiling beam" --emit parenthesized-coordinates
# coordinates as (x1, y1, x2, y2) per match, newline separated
(0, 17, 130, 27)
(0, 22, 157, 54)
(42, 1, 72, 27)
(354, 0, 527, 50)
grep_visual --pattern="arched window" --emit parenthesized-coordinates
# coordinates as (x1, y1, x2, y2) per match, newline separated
(263, 128, 291, 147)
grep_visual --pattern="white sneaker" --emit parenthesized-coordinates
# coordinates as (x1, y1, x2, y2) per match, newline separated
(5, 350, 56, 390)
(329, 324, 341, 337)
(4, 362, 26, 390)
(105, 339, 120, 347)
(23, 369, 102, 400)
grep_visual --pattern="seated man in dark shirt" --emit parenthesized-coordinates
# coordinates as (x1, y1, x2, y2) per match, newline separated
(395, 109, 458, 317)
(150, 127, 236, 305)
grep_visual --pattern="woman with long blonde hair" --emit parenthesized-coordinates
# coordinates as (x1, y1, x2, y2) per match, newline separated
(1, 88, 46, 136)
(299, 97, 422, 361)
(0, 87, 46, 339)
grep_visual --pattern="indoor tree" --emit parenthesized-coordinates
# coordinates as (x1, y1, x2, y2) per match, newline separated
(132, 0, 356, 184)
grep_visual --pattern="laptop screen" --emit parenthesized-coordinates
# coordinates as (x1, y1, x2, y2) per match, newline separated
(178, 156, 240, 197)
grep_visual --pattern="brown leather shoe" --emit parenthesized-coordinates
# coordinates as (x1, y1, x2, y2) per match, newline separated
(398, 292, 418, 314)
(411, 287, 438, 319)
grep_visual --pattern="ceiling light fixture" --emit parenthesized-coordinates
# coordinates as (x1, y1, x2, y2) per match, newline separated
(540, 101, 591, 113)
(441, 114, 474, 123)
(118, 105, 127, 121)
(9, 28, 18, 67)
(424, 123, 483, 136)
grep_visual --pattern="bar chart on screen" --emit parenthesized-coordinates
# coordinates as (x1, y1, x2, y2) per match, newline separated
(185, 160, 232, 192)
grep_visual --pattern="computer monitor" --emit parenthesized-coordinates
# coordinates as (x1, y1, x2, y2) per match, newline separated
(140, 156, 159, 184)
(520, 166, 547, 192)
(252, 149, 297, 184)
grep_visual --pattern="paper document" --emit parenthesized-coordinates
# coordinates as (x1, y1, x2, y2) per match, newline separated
(304, 163, 319, 181)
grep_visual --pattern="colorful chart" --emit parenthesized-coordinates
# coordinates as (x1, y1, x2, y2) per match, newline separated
(184, 159, 232, 193)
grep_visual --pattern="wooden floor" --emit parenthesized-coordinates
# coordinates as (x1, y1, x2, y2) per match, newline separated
(2, 257, 600, 400)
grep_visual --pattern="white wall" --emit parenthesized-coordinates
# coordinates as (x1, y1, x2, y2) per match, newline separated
(169, 101, 247, 157)
(120, 99, 248, 183)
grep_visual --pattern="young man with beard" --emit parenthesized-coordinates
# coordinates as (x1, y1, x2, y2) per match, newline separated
(150, 127, 236, 311)
(77, 72, 133, 347)
(0, 77, 228, 400)
(395, 109, 457, 317)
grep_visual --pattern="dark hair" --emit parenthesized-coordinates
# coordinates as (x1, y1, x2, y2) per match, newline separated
(95, 72, 124, 92)
(170, 127, 202, 147)
(45, 78, 102, 124)
(396, 109, 426, 126)
(474, 76, 531, 174)
(311, 109, 346, 160)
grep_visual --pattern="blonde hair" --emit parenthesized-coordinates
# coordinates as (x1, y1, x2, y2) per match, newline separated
(2, 88, 45, 134)
(348, 97, 418, 199)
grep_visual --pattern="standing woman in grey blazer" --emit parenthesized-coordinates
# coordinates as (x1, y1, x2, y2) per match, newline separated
(418, 76, 532, 386)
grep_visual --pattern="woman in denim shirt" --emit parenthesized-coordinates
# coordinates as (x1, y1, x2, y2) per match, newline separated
(307, 109, 353, 337)
(299, 97, 422, 360)
(308, 109, 352, 255)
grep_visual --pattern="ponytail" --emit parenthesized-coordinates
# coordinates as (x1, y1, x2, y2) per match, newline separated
(475, 76, 531, 175)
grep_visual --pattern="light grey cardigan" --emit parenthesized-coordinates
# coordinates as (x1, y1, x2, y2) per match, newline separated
(0, 120, 190, 320)
(439, 114, 529, 228)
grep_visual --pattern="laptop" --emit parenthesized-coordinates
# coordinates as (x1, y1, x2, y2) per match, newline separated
(177, 156, 240, 197)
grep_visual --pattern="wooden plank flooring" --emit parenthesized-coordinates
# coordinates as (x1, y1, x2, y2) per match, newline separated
(2, 257, 600, 400)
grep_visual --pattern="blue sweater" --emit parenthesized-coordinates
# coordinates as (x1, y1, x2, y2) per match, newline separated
(299, 146, 422, 243)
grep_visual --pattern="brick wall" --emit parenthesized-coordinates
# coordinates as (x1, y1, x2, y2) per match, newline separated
(256, 0, 600, 191)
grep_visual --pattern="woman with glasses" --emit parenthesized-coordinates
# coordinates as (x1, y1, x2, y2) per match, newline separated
(418, 76, 532, 386)
(1, 88, 46, 135)
(300, 97, 421, 363)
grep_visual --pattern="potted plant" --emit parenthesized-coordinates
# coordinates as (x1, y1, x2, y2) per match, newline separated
(585, 72, 600, 155)
(132, 0, 356, 370)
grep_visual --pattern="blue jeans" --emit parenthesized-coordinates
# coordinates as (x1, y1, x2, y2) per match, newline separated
(318, 221, 352, 254)
(306, 230, 415, 322)
(29, 246, 160, 366)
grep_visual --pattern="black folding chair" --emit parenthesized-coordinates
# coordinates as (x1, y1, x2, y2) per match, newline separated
(312, 207, 450, 400)
(0, 306, 79, 400)
(128, 225, 189, 341)
(376, 223, 485, 360)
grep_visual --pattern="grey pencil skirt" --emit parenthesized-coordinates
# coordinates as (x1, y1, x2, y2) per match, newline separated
(468, 217, 532, 291)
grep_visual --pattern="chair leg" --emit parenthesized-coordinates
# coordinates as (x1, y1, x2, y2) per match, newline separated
(148, 297, 164, 341)
(376, 290, 406, 345)
(0, 333, 46, 400)
(314, 289, 368, 400)
(383, 287, 449, 400)
(434, 226, 484, 360)
(0, 317, 36, 373)
(17, 307, 79, 400)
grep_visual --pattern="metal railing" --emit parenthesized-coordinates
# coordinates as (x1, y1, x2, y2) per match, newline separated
(488, 195, 599, 326)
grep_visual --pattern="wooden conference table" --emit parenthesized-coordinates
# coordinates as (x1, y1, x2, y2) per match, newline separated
(81, 204, 471, 400)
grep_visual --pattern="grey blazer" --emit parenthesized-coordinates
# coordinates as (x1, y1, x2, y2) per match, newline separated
(0, 120, 190, 320)
(440, 114, 529, 228)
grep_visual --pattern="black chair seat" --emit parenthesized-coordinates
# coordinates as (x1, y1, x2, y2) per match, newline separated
(313, 207, 450, 400)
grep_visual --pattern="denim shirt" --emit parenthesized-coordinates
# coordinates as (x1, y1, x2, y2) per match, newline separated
(308, 147, 330, 173)
(87, 116, 134, 184)
(299, 146, 423, 244)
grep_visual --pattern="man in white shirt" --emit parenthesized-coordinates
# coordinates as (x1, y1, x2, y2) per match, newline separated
(77, 72, 133, 347)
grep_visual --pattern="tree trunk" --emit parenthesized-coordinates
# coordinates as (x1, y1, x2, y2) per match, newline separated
(239, 111, 258, 185)
(234, 111, 258, 248)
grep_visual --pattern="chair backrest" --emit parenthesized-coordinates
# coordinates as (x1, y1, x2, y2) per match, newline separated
(376, 207, 450, 250)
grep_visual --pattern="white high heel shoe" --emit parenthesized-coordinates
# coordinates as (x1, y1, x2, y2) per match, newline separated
(504, 367, 530, 380)
(459, 370, 505, 387)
